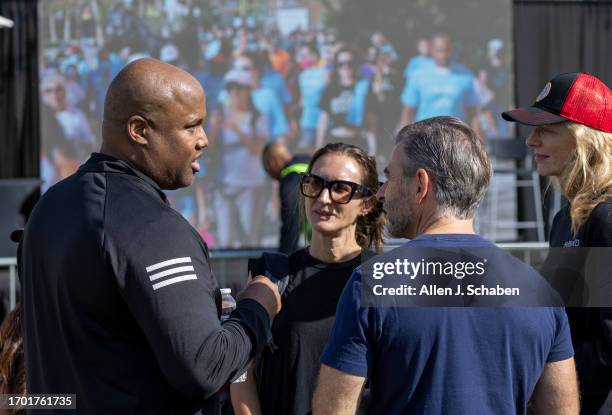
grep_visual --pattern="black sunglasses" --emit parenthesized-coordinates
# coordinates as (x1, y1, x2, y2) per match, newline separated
(300, 173, 374, 204)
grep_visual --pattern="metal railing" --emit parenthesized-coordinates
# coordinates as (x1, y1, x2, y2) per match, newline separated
(0, 257, 17, 310)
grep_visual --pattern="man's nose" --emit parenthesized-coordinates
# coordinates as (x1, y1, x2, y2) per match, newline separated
(198, 128, 209, 149)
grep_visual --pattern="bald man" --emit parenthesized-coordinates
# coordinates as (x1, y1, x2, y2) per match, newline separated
(262, 142, 309, 254)
(19, 59, 281, 414)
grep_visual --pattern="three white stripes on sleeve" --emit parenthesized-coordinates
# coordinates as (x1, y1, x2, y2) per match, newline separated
(145, 257, 197, 290)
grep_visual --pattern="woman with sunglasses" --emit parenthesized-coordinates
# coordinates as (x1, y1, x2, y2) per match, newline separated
(231, 143, 385, 415)
(316, 49, 375, 155)
(503, 72, 612, 415)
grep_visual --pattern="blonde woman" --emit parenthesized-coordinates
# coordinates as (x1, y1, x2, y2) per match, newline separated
(503, 72, 612, 415)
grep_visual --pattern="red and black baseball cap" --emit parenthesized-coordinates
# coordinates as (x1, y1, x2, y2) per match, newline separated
(502, 72, 612, 133)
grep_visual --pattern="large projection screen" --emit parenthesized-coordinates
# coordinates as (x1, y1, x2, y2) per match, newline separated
(39, 0, 513, 249)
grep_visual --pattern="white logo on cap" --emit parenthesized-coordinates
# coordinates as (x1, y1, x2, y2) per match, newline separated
(536, 82, 552, 102)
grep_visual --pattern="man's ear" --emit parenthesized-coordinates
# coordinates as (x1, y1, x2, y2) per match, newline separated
(414, 168, 430, 204)
(127, 115, 150, 146)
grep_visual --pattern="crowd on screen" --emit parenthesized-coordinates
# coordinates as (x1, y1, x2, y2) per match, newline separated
(39, 2, 512, 247)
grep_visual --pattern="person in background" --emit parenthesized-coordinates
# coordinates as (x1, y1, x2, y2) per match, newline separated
(231, 143, 384, 415)
(503, 72, 612, 415)
(41, 73, 96, 153)
(88, 46, 115, 119)
(0, 304, 26, 405)
(40, 73, 97, 185)
(297, 43, 328, 154)
(39, 99, 68, 192)
(476, 38, 511, 138)
(262, 142, 310, 254)
(370, 32, 398, 63)
(246, 51, 293, 146)
(398, 34, 478, 129)
(316, 49, 374, 155)
(233, 27, 251, 59)
(252, 51, 292, 109)
(62, 64, 86, 109)
(267, 37, 291, 77)
(403, 37, 433, 80)
(209, 69, 268, 247)
(232, 54, 289, 143)
(358, 46, 378, 81)
(197, 38, 232, 124)
(365, 47, 403, 163)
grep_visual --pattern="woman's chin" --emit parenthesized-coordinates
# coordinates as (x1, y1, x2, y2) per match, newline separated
(537, 166, 558, 177)
(311, 219, 352, 237)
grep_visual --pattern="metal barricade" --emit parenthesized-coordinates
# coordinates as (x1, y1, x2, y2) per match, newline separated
(0, 257, 18, 310)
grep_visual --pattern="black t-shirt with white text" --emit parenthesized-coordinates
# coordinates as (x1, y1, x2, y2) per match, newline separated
(321, 82, 355, 130)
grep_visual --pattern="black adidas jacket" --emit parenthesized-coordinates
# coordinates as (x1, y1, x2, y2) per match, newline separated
(19, 153, 270, 414)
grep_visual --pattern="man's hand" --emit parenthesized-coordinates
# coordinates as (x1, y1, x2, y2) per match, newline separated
(238, 275, 281, 319)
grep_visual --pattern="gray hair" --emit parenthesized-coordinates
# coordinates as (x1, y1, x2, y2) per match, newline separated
(396, 116, 492, 219)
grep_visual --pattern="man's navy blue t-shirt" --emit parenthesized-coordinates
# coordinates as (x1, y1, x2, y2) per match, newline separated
(321, 234, 574, 414)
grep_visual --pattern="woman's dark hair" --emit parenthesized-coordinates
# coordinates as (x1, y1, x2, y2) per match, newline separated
(0, 303, 26, 398)
(305, 143, 385, 251)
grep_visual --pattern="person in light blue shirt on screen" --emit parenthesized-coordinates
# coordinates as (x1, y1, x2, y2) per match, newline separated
(297, 43, 328, 153)
(403, 38, 434, 80)
(254, 53, 292, 106)
(398, 34, 478, 129)
(252, 87, 288, 141)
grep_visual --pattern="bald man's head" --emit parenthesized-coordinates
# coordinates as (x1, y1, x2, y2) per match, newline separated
(262, 142, 292, 181)
(101, 58, 208, 189)
(103, 58, 202, 128)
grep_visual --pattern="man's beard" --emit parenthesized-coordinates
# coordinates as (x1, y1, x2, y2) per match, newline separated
(384, 200, 412, 238)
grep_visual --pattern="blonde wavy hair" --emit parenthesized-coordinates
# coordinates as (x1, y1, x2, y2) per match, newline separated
(556, 122, 612, 235)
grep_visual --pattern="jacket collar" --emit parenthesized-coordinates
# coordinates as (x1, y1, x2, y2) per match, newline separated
(79, 153, 169, 204)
